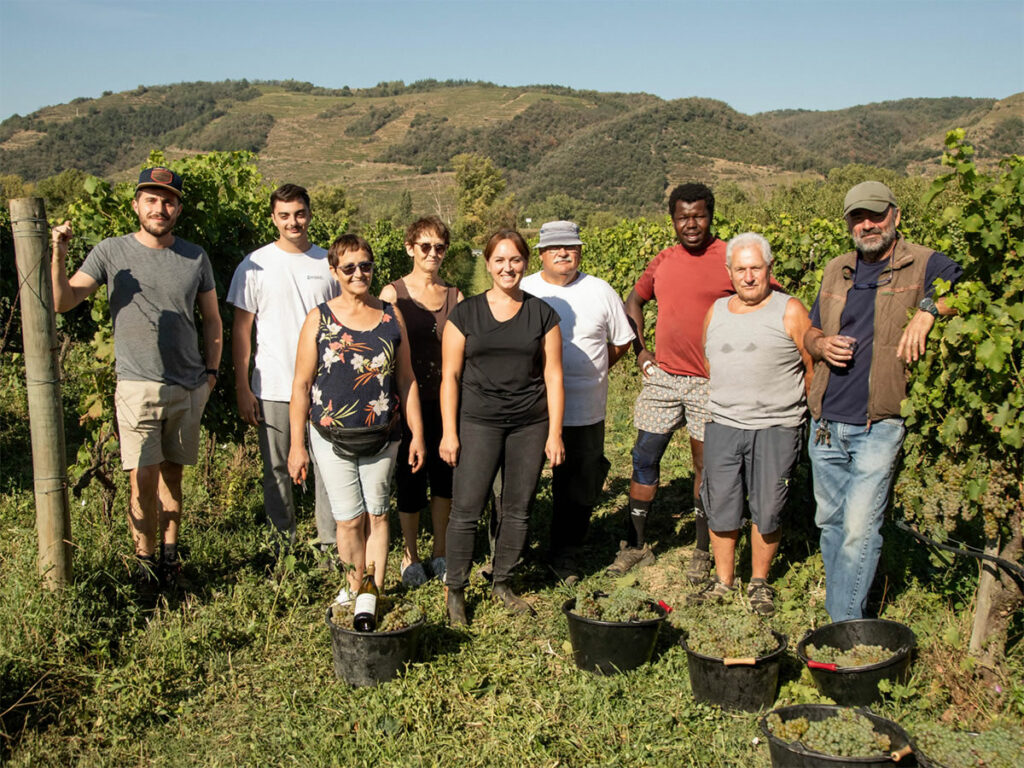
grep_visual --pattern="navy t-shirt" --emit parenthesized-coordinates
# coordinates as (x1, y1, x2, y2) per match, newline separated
(448, 292, 559, 426)
(810, 249, 962, 424)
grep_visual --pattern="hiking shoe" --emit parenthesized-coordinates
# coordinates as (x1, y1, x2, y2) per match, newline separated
(746, 578, 776, 616)
(685, 548, 713, 586)
(605, 540, 655, 576)
(687, 577, 736, 606)
(401, 561, 429, 588)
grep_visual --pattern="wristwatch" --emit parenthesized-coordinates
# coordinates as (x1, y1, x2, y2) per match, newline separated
(205, 368, 219, 378)
(918, 297, 939, 318)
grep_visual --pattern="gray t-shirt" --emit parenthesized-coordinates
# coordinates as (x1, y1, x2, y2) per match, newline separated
(80, 234, 215, 388)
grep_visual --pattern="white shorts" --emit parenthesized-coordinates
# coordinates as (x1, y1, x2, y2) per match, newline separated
(307, 428, 399, 521)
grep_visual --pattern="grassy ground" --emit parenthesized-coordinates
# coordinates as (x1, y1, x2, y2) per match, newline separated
(1, 267, 1021, 765)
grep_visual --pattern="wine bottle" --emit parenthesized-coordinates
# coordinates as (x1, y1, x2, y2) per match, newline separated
(353, 562, 379, 632)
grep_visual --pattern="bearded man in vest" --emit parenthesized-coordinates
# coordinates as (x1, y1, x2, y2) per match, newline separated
(804, 181, 962, 622)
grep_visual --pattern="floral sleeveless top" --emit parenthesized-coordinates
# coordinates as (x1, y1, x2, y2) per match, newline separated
(310, 302, 403, 429)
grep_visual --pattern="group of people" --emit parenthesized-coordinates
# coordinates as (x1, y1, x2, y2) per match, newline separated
(50, 168, 960, 625)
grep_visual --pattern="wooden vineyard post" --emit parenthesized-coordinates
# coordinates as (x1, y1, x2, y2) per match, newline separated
(9, 197, 73, 587)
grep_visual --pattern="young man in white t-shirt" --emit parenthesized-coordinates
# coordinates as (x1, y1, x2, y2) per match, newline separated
(521, 220, 635, 583)
(227, 185, 338, 557)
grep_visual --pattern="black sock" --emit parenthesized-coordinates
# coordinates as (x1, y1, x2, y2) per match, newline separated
(693, 498, 710, 552)
(628, 497, 650, 548)
(161, 542, 178, 563)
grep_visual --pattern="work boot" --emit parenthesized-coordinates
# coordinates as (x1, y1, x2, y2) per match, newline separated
(685, 548, 713, 586)
(492, 582, 536, 616)
(605, 540, 655, 576)
(446, 586, 468, 626)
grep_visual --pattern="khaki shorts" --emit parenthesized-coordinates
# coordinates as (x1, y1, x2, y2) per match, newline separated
(115, 380, 210, 470)
(633, 367, 710, 442)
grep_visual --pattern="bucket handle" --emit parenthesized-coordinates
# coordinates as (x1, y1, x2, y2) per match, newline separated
(890, 744, 914, 762)
(722, 656, 756, 666)
(806, 660, 839, 671)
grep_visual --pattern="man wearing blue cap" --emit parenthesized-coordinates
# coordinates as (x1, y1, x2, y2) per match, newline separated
(521, 220, 635, 583)
(805, 181, 962, 621)
(50, 167, 222, 591)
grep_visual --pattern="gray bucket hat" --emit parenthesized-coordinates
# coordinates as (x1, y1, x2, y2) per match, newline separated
(536, 220, 583, 249)
(843, 181, 897, 217)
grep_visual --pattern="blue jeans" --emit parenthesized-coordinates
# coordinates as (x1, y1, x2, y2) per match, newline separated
(808, 416, 905, 622)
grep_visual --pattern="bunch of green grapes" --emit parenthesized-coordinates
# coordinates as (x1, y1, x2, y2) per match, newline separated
(685, 601, 777, 658)
(377, 599, 425, 632)
(768, 709, 890, 757)
(805, 642, 893, 667)
(913, 721, 1024, 768)
(574, 587, 659, 623)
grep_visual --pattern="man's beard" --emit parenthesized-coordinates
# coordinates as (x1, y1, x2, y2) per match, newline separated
(852, 221, 898, 260)
(141, 216, 175, 238)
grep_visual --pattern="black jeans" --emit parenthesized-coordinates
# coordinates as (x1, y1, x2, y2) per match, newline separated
(550, 421, 610, 553)
(445, 417, 548, 589)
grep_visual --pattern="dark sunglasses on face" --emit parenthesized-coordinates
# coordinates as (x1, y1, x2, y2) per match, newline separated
(337, 261, 374, 276)
(415, 242, 448, 255)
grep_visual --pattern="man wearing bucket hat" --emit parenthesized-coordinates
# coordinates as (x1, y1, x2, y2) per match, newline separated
(50, 166, 222, 591)
(521, 221, 635, 584)
(805, 181, 962, 621)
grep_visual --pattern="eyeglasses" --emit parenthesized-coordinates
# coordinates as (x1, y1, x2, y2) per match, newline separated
(336, 261, 374, 276)
(415, 242, 448, 255)
(848, 261, 894, 290)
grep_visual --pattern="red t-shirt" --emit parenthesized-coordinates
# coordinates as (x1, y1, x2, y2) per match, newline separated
(633, 239, 733, 378)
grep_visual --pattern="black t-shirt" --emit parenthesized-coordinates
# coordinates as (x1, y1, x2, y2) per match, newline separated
(448, 292, 559, 425)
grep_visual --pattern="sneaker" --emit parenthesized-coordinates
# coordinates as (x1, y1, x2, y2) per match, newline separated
(605, 540, 655, 576)
(401, 561, 429, 588)
(428, 556, 447, 582)
(746, 578, 776, 616)
(333, 585, 354, 607)
(685, 548, 713, 586)
(687, 577, 736, 606)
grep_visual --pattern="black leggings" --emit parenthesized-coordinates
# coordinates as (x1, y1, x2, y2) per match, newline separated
(445, 418, 548, 589)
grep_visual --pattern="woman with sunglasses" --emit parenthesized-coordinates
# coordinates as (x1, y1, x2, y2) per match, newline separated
(379, 217, 464, 587)
(288, 234, 425, 605)
(440, 229, 565, 625)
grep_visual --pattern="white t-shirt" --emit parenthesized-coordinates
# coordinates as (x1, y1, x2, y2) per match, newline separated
(227, 242, 338, 401)
(521, 271, 635, 426)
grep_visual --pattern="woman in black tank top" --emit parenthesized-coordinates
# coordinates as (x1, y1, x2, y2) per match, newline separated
(379, 217, 463, 587)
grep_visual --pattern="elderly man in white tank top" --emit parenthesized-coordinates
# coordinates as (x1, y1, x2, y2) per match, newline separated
(689, 233, 813, 616)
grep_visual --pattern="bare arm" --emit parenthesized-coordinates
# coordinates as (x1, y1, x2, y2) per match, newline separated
(378, 284, 397, 303)
(700, 304, 714, 375)
(607, 341, 632, 369)
(50, 221, 100, 312)
(438, 322, 465, 467)
(804, 326, 856, 369)
(542, 325, 565, 467)
(784, 297, 814, 396)
(287, 310, 319, 484)
(393, 306, 425, 473)
(625, 288, 657, 376)
(196, 289, 222, 391)
(896, 297, 956, 364)
(232, 308, 260, 425)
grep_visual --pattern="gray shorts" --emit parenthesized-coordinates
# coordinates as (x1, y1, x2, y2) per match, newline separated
(633, 367, 710, 442)
(699, 421, 803, 535)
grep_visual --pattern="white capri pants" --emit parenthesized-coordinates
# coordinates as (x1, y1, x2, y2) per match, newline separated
(307, 428, 400, 521)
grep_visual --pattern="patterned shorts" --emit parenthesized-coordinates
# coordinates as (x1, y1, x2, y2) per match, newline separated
(633, 367, 710, 442)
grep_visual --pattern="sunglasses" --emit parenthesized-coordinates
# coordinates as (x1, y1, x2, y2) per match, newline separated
(415, 242, 448, 255)
(336, 261, 374, 276)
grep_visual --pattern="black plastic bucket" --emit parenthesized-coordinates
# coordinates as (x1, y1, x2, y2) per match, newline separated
(562, 598, 666, 675)
(325, 607, 424, 686)
(680, 630, 788, 711)
(759, 704, 919, 767)
(796, 619, 916, 706)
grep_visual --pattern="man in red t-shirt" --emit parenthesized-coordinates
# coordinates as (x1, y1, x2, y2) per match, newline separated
(608, 183, 731, 582)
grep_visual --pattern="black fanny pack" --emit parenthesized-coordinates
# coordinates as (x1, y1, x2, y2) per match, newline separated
(313, 412, 400, 459)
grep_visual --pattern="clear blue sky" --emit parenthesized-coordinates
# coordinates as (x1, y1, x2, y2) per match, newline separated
(1, 0, 1021, 120)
